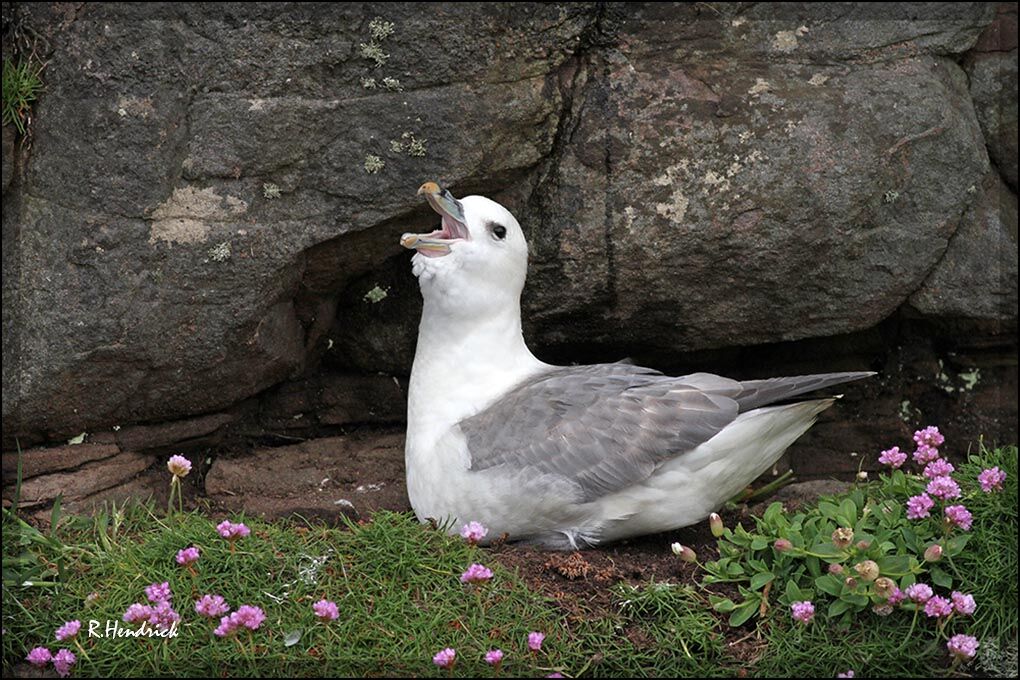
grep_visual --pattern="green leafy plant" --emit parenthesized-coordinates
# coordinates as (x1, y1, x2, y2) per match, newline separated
(2, 58, 45, 135)
(701, 430, 1003, 632)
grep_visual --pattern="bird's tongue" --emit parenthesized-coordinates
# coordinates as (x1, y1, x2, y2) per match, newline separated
(400, 182, 469, 257)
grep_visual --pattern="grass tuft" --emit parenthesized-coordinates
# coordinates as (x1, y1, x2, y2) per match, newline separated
(2, 57, 44, 135)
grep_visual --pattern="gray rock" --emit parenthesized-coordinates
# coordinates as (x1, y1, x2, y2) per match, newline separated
(523, 51, 990, 353)
(911, 175, 1018, 320)
(259, 372, 405, 431)
(2, 2, 1013, 465)
(3, 3, 584, 442)
(966, 5, 1018, 189)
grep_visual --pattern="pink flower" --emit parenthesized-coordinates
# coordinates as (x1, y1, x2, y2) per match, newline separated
(924, 595, 953, 618)
(944, 504, 973, 531)
(214, 614, 236, 638)
(837, 672, 855, 679)
(951, 591, 976, 616)
(887, 587, 906, 605)
(460, 563, 494, 584)
(905, 583, 933, 604)
(433, 647, 456, 669)
(947, 634, 979, 659)
(978, 466, 1006, 492)
(176, 546, 200, 566)
(926, 476, 961, 501)
(912, 444, 940, 465)
(167, 454, 192, 477)
(123, 603, 153, 624)
(547, 675, 565, 679)
(53, 649, 76, 678)
(878, 446, 907, 468)
(148, 600, 181, 631)
(55, 620, 81, 642)
(215, 605, 266, 636)
(528, 631, 546, 651)
(485, 649, 504, 666)
(913, 426, 944, 448)
(217, 520, 251, 539)
(790, 600, 815, 624)
(906, 494, 935, 519)
(231, 604, 266, 630)
(923, 459, 955, 479)
(313, 599, 339, 621)
(26, 647, 52, 667)
(145, 581, 172, 603)
(195, 594, 230, 618)
(459, 521, 488, 544)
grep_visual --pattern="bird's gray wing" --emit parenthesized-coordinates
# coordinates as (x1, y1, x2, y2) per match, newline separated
(460, 364, 741, 502)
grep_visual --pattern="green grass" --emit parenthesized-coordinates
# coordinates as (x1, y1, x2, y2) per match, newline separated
(1, 57, 44, 135)
(2, 445, 1017, 677)
(949, 445, 1018, 642)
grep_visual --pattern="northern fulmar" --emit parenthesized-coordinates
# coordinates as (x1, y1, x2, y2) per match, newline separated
(401, 182, 872, 550)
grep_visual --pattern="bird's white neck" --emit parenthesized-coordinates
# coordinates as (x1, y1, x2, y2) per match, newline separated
(407, 296, 546, 444)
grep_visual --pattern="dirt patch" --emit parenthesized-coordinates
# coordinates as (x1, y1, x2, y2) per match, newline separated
(205, 428, 410, 524)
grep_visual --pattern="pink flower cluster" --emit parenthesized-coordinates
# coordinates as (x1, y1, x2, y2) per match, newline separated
(313, 599, 339, 622)
(906, 494, 935, 520)
(878, 446, 907, 468)
(790, 600, 815, 624)
(978, 466, 1006, 492)
(947, 633, 979, 659)
(55, 620, 81, 642)
(460, 563, 494, 584)
(895, 427, 982, 538)
(923, 459, 955, 479)
(528, 631, 546, 651)
(903, 582, 977, 620)
(176, 546, 200, 566)
(216, 520, 251, 540)
(905, 583, 933, 603)
(145, 581, 172, 603)
(951, 591, 976, 615)
(26, 647, 76, 677)
(459, 521, 488, 544)
(913, 426, 945, 449)
(167, 454, 192, 477)
(195, 594, 230, 618)
(926, 476, 961, 501)
(214, 604, 266, 637)
(433, 647, 456, 669)
(123, 582, 181, 631)
(944, 504, 973, 531)
(924, 595, 953, 618)
(485, 649, 504, 666)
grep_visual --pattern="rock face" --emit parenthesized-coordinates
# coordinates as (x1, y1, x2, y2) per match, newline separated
(2, 3, 1017, 505)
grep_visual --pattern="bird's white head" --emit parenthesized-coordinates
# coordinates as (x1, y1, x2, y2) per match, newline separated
(401, 182, 529, 320)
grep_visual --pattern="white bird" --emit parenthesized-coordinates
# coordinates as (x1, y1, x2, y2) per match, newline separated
(401, 182, 872, 550)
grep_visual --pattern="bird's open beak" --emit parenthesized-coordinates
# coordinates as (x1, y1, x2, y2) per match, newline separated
(400, 182, 470, 257)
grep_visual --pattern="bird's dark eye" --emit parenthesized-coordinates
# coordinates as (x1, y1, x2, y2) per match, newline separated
(491, 224, 507, 240)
